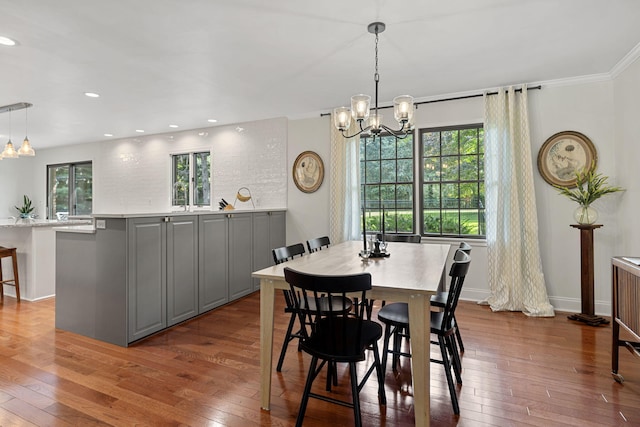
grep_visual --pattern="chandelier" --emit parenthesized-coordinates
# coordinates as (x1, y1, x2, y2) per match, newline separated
(0, 102, 35, 159)
(333, 22, 414, 139)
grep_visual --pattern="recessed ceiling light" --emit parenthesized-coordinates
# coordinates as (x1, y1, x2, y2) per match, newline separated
(207, 119, 217, 123)
(0, 36, 16, 46)
(136, 129, 145, 133)
(169, 124, 178, 128)
(84, 92, 100, 98)
(104, 133, 113, 137)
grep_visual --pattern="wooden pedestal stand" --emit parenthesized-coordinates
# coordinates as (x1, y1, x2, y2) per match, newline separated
(568, 224, 609, 326)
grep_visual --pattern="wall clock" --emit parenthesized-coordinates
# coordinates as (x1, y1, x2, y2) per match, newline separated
(537, 130, 598, 188)
(293, 151, 324, 193)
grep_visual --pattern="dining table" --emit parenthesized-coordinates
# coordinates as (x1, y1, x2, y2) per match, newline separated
(252, 239, 451, 427)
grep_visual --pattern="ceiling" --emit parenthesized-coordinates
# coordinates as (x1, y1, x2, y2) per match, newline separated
(1, 0, 640, 150)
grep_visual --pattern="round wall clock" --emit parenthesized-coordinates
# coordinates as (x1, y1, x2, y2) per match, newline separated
(293, 151, 324, 193)
(537, 130, 598, 188)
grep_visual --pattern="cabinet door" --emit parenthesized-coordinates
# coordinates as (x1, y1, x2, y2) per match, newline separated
(228, 213, 254, 300)
(199, 214, 229, 312)
(128, 217, 166, 342)
(252, 211, 286, 290)
(166, 215, 198, 326)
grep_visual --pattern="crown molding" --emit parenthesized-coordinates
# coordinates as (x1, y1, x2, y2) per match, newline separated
(610, 41, 640, 78)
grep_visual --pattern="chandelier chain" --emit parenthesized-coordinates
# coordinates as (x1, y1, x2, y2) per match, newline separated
(374, 29, 379, 83)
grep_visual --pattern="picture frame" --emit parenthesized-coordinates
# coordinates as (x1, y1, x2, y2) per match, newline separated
(537, 131, 598, 188)
(293, 151, 324, 193)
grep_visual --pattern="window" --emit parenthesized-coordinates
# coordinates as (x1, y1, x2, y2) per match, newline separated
(47, 162, 93, 218)
(360, 133, 414, 234)
(171, 151, 211, 209)
(420, 124, 485, 237)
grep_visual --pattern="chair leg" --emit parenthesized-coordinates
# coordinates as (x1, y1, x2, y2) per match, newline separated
(277, 312, 298, 372)
(392, 326, 401, 371)
(453, 314, 464, 352)
(296, 356, 319, 427)
(381, 323, 392, 378)
(349, 362, 362, 427)
(372, 343, 387, 405)
(11, 251, 19, 302)
(447, 335, 463, 384)
(437, 336, 460, 415)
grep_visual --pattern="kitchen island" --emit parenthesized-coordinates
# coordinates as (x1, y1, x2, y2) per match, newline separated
(55, 209, 285, 346)
(0, 218, 92, 301)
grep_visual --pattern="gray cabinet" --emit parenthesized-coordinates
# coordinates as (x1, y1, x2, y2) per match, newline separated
(56, 210, 285, 347)
(166, 216, 198, 326)
(199, 214, 229, 312)
(127, 215, 198, 341)
(127, 217, 167, 342)
(252, 211, 286, 290)
(229, 213, 254, 300)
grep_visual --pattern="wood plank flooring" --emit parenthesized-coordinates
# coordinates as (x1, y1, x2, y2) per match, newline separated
(1, 293, 639, 426)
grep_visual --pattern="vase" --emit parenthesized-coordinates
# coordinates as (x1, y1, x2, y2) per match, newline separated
(574, 205, 598, 225)
(19, 213, 31, 219)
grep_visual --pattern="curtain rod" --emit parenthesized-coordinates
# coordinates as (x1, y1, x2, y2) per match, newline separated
(319, 85, 542, 117)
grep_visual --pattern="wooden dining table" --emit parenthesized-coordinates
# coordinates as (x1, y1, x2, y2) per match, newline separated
(252, 240, 451, 427)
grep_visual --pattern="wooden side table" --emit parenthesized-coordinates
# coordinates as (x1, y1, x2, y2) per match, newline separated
(568, 224, 609, 326)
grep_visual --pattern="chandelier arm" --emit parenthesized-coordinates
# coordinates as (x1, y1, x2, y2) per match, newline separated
(340, 125, 372, 139)
(380, 124, 412, 139)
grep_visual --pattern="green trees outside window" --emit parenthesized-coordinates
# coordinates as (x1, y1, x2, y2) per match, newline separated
(172, 151, 211, 208)
(421, 125, 485, 237)
(47, 162, 93, 218)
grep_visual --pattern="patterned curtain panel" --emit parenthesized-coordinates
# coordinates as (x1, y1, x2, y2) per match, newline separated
(329, 115, 361, 244)
(482, 86, 554, 317)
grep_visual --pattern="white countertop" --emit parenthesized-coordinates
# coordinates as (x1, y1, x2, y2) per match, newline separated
(0, 218, 92, 229)
(92, 207, 286, 219)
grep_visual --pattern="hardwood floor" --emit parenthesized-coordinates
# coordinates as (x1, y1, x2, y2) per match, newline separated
(1, 293, 639, 426)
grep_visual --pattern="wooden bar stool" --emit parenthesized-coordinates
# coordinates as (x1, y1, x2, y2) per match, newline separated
(0, 246, 20, 302)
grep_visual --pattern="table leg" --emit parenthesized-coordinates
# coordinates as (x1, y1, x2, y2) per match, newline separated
(408, 293, 430, 427)
(260, 279, 276, 410)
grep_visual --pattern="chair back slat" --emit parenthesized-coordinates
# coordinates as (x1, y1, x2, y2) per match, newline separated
(307, 236, 330, 253)
(272, 243, 306, 265)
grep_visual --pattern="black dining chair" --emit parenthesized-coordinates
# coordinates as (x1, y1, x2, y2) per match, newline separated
(431, 242, 472, 353)
(377, 249, 471, 414)
(284, 267, 386, 427)
(306, 236, 330, 253)
(273, 243, 352, 374)
(272, 243, 307, 372)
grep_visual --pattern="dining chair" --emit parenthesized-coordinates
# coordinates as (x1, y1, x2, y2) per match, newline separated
(306, 236, 330, 253)
(431, 241, 472, 352)
(284, 267, 386, 427)
(376, 249, 471, 414)
(273, 243, 352, 374)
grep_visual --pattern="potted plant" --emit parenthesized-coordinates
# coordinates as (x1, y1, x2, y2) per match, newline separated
(15, 195, 35, 219)
(555, 165, 624, 224)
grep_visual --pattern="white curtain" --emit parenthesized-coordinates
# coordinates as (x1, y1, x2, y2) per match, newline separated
(482, 86, 554, 317)
(329, 115, 361, 244)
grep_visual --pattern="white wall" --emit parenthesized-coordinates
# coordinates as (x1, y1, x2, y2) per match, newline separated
(0, 117, 288, 218)
(613, 58, 640, 256)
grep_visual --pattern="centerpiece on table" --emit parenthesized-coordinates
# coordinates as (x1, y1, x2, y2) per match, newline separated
(555, 165, 624, 224)
(15, 195, 35, 219)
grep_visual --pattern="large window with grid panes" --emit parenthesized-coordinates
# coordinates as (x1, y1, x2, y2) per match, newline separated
(420, 124, 485, 237)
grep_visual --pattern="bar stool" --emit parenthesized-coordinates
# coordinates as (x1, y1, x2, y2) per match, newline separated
(0, 246, 20, 302)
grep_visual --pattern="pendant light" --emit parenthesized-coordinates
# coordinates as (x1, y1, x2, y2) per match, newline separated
(18, 104, 35, 156)
(1, 109, 18, 159)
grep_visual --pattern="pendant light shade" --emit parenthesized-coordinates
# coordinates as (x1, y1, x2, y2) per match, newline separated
(1, 140, 19, 158)
(18, 137, 35, 156)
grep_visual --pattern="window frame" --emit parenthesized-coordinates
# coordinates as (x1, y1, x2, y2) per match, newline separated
(46, 161, 93, 219)
(170, 150, 211, 210)
(418, 123, 485, 239)
(360, 132, 416, 235)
